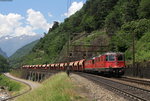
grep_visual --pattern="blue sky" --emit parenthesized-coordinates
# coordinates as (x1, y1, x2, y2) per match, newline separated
(0, 0, 86, 21)
(0, 0, 86, 38)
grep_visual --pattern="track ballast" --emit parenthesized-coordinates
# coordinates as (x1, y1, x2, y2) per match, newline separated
(76, 72, 150, 101)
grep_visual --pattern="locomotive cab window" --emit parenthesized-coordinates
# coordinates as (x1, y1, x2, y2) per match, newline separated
(117, 55, 124, 61)
(106, 55, 115, 61)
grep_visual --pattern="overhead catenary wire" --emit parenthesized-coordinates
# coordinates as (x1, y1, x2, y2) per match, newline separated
(66, 0, 72, 75)
(67, 0, 72, 17)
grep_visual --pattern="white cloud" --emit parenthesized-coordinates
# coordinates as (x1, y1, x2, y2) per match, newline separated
(64, 1, 83, 17)
(27, 9, 53, 31)
(14, 26, 36, 37)
(0, 13, 23, 37)
(0, 9, 53, 39)
(5, 37, 9, 40)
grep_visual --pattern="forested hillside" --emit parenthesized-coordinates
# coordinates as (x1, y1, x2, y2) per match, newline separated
(0, 55, 9, 72)
(11, 0, 150, 67)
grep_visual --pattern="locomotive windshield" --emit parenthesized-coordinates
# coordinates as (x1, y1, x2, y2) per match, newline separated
(106, 55, 115, 61)
(117, 54, 124, 61)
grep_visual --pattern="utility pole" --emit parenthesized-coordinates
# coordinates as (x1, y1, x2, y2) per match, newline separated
(132, 32, 135, 68)
(66, 32, 70, 76)
(66, 0, 71, 76)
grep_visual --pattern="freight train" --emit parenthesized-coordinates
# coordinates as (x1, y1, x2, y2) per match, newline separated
(22, 52, 125, 77)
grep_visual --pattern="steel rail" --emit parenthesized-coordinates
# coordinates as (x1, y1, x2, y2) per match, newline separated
(118, 77, 150, 86)
(76, 72, 150, 101)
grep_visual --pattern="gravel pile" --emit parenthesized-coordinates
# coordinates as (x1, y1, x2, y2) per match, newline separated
(71, 74, 126, 101)
(0, 91, 10, 101)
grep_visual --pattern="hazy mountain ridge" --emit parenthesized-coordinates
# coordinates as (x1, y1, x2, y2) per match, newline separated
(9, 40, 39, 68)
(0, 48, 7, 58)
(0, 34, 43, 57)
(10, 40, 39, 59)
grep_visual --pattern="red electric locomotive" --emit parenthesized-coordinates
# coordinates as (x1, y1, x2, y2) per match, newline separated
(84, 52, 125, 76)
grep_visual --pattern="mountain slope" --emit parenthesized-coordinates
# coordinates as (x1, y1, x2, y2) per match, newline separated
(11, 0, 150, 67)
(9, 40, 39, 68)
(19, 0, 119, 65)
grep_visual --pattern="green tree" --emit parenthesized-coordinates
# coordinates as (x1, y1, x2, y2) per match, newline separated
(123, 0, 139, 22)
(51, 21, 59, 31)
(138, 0, 150, 19)
(0, 55, 9, 72)
(105, 10, 122, 34)
(121, 19, 150, 39)
(81, 15, 95, 33)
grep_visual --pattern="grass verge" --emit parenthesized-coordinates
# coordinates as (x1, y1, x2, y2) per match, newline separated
(16, 72, 86, 101)
(0, 74, 29, 96)
(10, 69, 23, 78)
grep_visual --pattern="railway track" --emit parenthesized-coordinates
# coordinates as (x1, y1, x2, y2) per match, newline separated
(77, 72, 150, 101)
(117, 77, 150, 86)
(2, 74, 32, 101)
